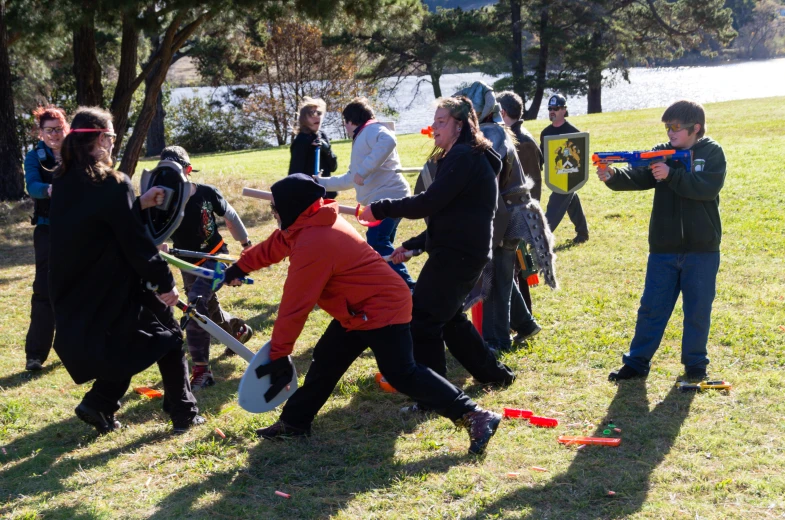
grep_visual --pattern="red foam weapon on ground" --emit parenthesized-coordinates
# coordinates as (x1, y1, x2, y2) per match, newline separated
(558, 436, 621, 446)
(242, 187, 381, 227)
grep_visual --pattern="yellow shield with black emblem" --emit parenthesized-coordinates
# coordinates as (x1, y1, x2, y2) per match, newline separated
(543, 132, 590, 194)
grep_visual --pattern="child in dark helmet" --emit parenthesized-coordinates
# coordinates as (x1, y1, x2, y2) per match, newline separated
(157, 146, 254, 390)
(221, 174, 502, 455)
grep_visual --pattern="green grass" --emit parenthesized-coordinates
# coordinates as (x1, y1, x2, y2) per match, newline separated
(2, 97, 784, 519)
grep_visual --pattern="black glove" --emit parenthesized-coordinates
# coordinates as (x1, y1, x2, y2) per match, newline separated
(222, 263, 249, 288)
(255, 356, 295, 402)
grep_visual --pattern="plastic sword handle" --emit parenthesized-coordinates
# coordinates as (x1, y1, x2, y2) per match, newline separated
(175, 300, 256, 362)
(313, 142, 321, 177)
(159, 251, 253, 288)
(382, 249, 423, 262)
(168, 248, 238, 263)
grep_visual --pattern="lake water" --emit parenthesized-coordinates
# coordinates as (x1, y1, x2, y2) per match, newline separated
(172, 58, 785, 139)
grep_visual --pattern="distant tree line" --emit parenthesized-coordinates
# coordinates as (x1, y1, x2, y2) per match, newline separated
(1, 0, 782, 200)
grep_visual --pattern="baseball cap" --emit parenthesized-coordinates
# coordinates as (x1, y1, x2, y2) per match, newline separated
(548, 94, 567, 108)
(160, 146, 200, 172)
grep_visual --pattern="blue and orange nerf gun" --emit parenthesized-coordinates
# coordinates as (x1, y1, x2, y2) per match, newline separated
(592, 149, 692, 173)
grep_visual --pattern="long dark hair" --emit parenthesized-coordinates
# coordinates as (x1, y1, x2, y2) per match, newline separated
(56, 106, 122, 183)
(428, 96, 492, 161)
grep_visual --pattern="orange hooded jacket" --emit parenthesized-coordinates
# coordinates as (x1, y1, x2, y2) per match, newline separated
(236, 200, 412, 360)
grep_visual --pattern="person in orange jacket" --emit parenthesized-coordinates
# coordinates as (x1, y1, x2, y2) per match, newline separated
(221, 174, 502, 454)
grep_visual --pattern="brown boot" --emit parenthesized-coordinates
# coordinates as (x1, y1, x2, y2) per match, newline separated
(456, 409, 502, 455)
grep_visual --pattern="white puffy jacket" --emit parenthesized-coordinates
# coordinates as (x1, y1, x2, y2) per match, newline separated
(317, 123, 410, 206)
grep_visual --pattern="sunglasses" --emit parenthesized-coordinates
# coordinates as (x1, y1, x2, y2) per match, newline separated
(42, 126, 65, 135)
(70, 128, 117, 143)
(308, 110, 323, 117)
(270, 203, 278, 213)
(664, 122, 693, 132)
(548, 107, 565, 112)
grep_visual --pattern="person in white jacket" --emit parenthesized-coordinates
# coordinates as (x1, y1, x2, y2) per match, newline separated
(317, 98, 415, 288)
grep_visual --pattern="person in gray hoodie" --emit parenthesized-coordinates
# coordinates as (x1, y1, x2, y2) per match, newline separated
(316, 98, 414, 288)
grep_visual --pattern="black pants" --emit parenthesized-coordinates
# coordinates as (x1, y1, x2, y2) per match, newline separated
(545, 192, 589, 236)
(279, 321, 477, 430)
(81, 343, 198, 421)
(411, 250, 514, 384)
(25, 225, 55, 362)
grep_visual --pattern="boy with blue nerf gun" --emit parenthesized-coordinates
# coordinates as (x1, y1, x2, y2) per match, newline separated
(158, 146, 254, 390)
(597, 100, 726, 383)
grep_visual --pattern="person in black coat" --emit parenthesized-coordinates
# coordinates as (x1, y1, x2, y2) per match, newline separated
(49, 107, 202, 435)
(288, 97, 338, 198)
(360, 97, 515, 410)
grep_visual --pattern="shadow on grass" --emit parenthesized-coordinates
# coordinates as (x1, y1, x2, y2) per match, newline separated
(146, 390, 469, 519)
(0, 415, 170, 513)
(0, 361, 63, 390)
(467, 379, 696, 519)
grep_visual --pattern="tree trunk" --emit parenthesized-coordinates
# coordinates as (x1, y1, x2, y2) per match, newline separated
(146, 87, 166, 157)
(586, 30, 603, 114)
(427, 64, 442, 98)
(509, 0, 526, 104)
(73, 10, 104, 107)
(587, 68, 602, 114)
(523, 8, 549, 120)
(117, 10, 214, 176)
(0, 0, 24, 201)
(109, 11, 139, 158)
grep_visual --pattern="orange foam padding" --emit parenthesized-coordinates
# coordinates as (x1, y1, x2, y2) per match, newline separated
(471, 302, 483, 336)
(558, 436, 621, 446)
(503, 408, 534, 419)
(134, 387, 163, 399)
(529, 416, 559, 427)
(527, 273, 540, 286)
(375, 372, 398, 393)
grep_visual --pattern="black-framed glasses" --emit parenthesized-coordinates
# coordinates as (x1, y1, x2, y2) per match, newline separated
(42, 126, 65, 135)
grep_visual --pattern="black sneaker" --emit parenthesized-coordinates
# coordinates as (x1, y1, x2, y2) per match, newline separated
(75, 403, 121, 434)
(512, 323, 542, 344)
(25, 358, 44, 371)
(172, 414, 206, 434)
(679, 368, 708, 383)
(256, 420, 311, 440)
(608, 364, 645, 382)
(573, 234, 589, 244)
(457, 409, 502, 455)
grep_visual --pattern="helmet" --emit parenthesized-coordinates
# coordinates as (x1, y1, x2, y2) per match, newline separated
(548, 94, 567, 108)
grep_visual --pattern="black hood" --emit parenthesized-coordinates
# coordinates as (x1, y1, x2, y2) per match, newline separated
(483, 146, 503, 176)
(270, 174, 326, 230)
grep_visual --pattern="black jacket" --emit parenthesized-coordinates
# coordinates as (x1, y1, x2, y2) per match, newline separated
(371, 144, 502, 263)
(49, 170, 181, 384)
(605, 137, 726, 253)
(288, 130, 338, 177)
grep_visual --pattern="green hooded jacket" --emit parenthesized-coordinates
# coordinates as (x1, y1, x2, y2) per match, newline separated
(605, 137, 726, 253)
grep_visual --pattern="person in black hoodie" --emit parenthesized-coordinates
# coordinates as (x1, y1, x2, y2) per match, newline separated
(360, 97, 515, 405)
(598, 100, 727, 383)
(288, 97, 338, 199)
(49, 107, 203, 435)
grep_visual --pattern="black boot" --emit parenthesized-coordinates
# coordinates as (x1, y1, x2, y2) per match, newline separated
(75, 403, 121, 435)
(256, 420, 311, 440)
(608, 364, 645, 382)
(456, 409, 502, 455)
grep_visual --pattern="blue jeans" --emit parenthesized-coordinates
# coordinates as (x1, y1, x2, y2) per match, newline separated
(622, 252, 720, 374)
(483, 247, 537, 349)
(545, 192, 588, 236)
(366, 217, 415, 288)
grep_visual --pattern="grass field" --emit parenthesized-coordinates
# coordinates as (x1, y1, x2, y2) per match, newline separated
(1, 97, 784, 519)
